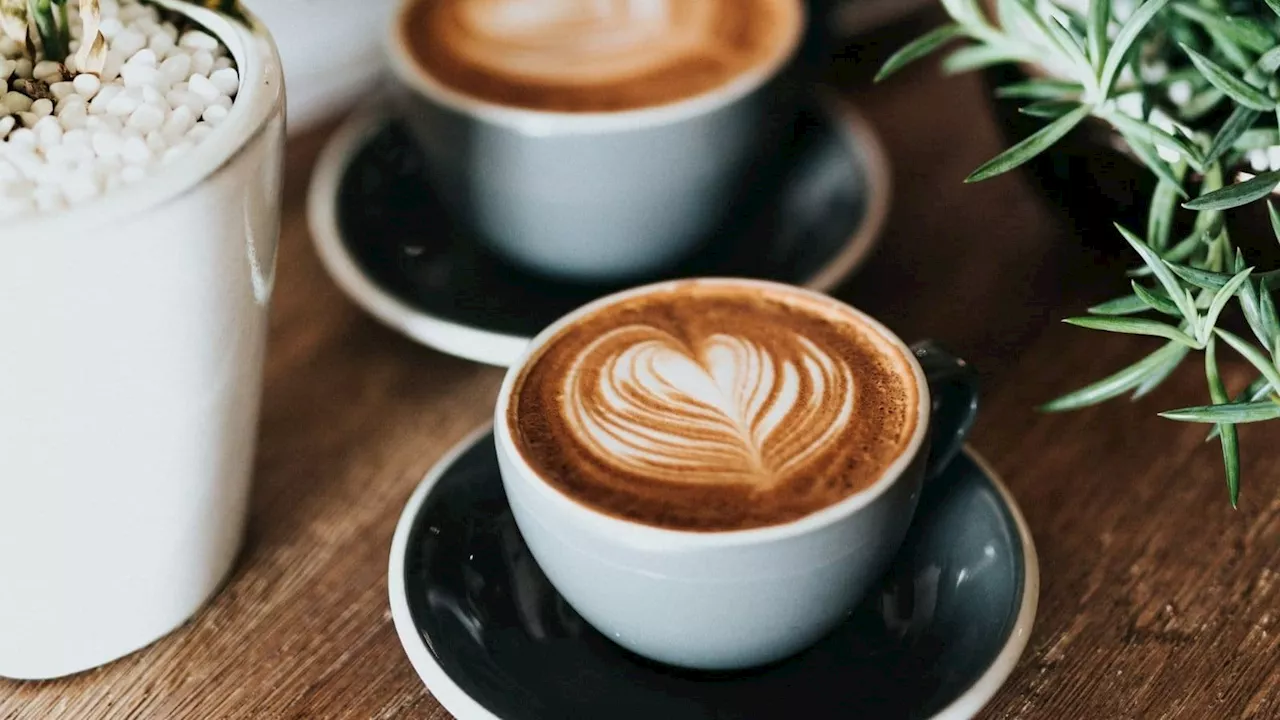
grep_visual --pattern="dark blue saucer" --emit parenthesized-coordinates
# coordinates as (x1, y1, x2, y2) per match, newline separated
(309, 94, 891, 367)
(388, 428, 1038, 720)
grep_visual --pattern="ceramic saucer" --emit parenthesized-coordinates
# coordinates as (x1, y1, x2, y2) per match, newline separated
(388, 427, 1038, 720)
(308, 94, 891, 367)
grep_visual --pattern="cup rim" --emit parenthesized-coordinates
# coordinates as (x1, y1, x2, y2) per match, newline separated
(493, 277, 933, 550)
(4, 1, 285, 236)
(384, 0, 807, 136)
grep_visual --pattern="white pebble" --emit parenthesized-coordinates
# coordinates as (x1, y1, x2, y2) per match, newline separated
(16, 112, 36, 128)
(30, 99, 53, 118)
(73, 74, 102, 99)
(192, 50, 214, 77)
(33, 117, 62, 147)
(161, 105, 195, 140)
(213, 56, 232, 71)
(187, 73, 220, 103)
(159, 54, 191, 84)
(49, 82, 76, 101)
(33, 61, 63, 82)
(92, 131, 122, 159)
(106, 92, 140, 117)
(0, 116, 14, 138)
(144, 130, 167, 154)
(202, 104, 228, 126)
(14, 58, 32, 79)
(7, 128, 36, 150)
(100, 54, 125, 85)
(163, 142, 192, 163)
(120, 135, 150, 165)
(187, 124, 212, 143)
(120, 165, 146, 184)
(179, 31, 219, 51)
(120, 63, 162, 88)
(3, 92, 33, 113)
(1250, 149, 1270, 172)
(128, 104, 164, 133)
(209, 68, 238, 96)
(148, 32, 175, 58)
(1268, 147, 1280, 172)
(112, 29, 147, 58)
(127, 49, 158, 67)
(99, 17, 124, 39)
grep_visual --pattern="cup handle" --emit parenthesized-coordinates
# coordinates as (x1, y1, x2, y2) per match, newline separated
(911, 340, 980, 480)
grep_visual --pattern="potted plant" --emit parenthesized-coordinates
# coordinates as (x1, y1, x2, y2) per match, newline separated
(879, 0, 1280, 505)
(0, 0, 284, 680)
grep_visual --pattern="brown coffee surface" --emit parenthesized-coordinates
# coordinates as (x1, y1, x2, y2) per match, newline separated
(399, 0, 802, 113)
(508, 282, 920, 532)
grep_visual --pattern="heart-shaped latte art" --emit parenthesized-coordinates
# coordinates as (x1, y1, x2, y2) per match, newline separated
(562, 325, 855, 489)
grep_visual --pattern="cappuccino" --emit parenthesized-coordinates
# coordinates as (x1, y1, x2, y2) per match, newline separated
(507, 281, 921, 532)
(397, 0, 804, 112)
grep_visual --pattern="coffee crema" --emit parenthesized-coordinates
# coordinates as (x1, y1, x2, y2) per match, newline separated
(508, 283, 920, 532)
(399, 0, 802, 112)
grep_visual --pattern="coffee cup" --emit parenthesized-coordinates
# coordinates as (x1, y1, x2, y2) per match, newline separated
(493, 278, 978, 670)
(386, 0, 807, 282)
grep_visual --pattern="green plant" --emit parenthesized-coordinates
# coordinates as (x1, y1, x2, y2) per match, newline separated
(879, 0, 1280, 505)
(0, 0, 104, 71)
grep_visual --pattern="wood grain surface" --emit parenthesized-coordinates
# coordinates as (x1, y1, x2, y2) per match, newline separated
(3, 15, 1279, 719)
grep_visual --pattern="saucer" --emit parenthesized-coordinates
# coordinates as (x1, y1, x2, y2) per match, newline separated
(308, 95, 891, 367)
(388, 427, 1038, 720)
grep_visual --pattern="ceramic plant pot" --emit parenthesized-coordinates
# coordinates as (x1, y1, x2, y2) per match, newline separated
(0, 1, 285, 680)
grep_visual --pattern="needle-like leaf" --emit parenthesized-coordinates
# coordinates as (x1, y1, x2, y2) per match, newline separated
(1064, 316, 1200, 346)
(1090, 294, 1153, 315)
(1199, 268, 1255, 344)
(1216, 328, 1280, 392)
(943, 45, 1028, 73)
(877, 24, 965, 82)
(1181, 44, 1277, 111)
(1132, 280, 1184, 316)
(1172, 4, 1276, 54)
(1160, 399, 1280, 423)
(1101, 0, 1173, 95)
(1088, 0, 1111, 68)
(1106, 110, 1204, 169)
(995, 78, 1086, 99)
(1147, 163, 1188, 249)
(1041, 340, 1188, 411)
(1122, 134, 1191, 196)
(1205, 106, 1261, 166)
(966, 104, 1091, 182)
(1116, 223, 1201, 323)
(1204, 338, 1243, 506)
(1183, 171, 1280, 211)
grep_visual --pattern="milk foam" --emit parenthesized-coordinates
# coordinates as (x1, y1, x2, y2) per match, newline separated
(562, 326, 855, 489)
(452, 0, 717, 85)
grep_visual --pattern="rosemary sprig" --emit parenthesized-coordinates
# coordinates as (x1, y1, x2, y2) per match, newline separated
(879, 0, 1280, 504)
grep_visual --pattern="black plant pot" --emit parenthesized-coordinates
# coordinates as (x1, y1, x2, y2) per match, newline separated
(981, 63, 1156, 255)
(981, 62, 1280, 269)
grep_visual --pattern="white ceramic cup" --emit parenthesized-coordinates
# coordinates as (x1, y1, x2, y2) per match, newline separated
(385, 0, 806, 283)
(493, 278, 979, 671)
(0, 3, 285, 680)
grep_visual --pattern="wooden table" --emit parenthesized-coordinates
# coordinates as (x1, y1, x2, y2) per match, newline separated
(4, 18, 1280, 720)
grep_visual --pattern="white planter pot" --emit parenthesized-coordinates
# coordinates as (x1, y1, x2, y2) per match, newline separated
(0, 2, 286, 680)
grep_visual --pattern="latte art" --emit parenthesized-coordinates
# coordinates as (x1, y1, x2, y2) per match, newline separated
(399, 0, 802, 112)
(564, 328, 855, 489)
(455, 0, 706, 86)
(509, 283, 920, 532)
